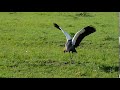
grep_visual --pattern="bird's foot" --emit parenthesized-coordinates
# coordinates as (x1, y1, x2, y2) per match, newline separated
(64, 62, 69, 64)
(71, 60, 75, 64)
(64, 61, 75, 64)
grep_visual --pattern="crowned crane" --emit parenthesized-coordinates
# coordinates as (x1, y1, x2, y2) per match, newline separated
(53, 23, 96, 63)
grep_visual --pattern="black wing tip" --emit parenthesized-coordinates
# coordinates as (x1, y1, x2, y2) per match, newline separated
(53, 23, 61, 30)
(84, 25, 96, 32)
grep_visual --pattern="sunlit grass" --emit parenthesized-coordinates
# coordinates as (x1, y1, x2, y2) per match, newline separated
(0, 12, 118, 78)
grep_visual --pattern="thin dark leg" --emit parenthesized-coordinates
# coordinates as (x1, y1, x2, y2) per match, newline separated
(69, 52, 74, 64)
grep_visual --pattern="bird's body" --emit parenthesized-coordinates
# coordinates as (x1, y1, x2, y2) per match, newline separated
(54, 23, 96, 53)
(64, 40, 77, 53)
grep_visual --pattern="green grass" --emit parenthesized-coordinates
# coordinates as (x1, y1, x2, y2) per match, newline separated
(0, 12, 118, 78)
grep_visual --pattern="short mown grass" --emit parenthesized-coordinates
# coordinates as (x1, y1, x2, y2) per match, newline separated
(0, 12, 118, 78)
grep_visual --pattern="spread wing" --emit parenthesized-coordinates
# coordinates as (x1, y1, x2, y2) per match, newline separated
(53, 23, 72, 41)
(72, 26, 96, 48)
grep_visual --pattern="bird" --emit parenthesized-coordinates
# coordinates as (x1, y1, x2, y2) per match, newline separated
(53, 23, 96, 63)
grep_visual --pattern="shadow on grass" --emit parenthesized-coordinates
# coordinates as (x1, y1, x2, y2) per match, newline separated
(27, 60, 83, 67)
(75, 12, 93, 17)
(99, 65, 118, 73)
(103, 36, 116, 41)
(27, 60, 70, 67)
(9, 12, 17, 14)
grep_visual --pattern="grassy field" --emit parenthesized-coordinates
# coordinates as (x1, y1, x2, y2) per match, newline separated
(0, 12, 118, 78)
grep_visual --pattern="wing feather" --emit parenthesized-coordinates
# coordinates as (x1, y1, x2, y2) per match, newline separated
(72, 26, 96, 47)
(54, 23, 72, 41)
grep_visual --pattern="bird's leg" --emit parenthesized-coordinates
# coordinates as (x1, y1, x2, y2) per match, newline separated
(69, 52, 74, 64)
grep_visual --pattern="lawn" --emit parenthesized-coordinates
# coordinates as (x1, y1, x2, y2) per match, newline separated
(0, 12, 118, 78)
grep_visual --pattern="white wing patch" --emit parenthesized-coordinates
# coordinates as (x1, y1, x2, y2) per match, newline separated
(72, 28, 85, 45)
(59, 27, 72, 41)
